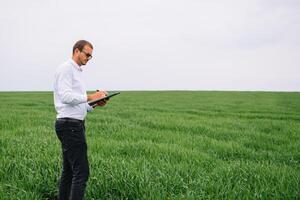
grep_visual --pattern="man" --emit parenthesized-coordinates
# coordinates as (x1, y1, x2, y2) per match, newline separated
(53, 40, 106, 200)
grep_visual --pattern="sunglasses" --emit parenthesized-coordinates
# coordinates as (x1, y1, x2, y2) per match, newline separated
(81, 50, 93, 59)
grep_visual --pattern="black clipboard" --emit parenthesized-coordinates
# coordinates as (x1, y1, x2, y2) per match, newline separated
(88, 92, 120, 106)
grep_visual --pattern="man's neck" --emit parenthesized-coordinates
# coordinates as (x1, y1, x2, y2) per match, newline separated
(72, 57, 82, 66)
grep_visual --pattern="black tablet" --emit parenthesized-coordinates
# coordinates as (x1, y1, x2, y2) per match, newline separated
(88, 92, 120, 106)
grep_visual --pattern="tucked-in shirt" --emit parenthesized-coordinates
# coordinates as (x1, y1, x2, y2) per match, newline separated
(54, 58, 93, 120)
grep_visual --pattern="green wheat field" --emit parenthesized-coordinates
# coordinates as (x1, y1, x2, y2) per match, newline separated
(0, 91, 299, 199)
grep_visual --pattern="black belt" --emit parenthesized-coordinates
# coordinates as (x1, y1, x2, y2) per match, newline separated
(57, 117, 85, 124)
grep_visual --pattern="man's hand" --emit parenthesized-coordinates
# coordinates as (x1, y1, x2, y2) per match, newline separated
(88, 90, 108, 107)
(94, 99, 107, 107)
(87, 90, 107, 101)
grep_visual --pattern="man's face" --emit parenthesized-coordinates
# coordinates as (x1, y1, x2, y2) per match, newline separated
(76, 45, 93, 66)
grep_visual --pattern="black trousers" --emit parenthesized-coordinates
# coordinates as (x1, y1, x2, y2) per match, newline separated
(55, 118, 89, 200)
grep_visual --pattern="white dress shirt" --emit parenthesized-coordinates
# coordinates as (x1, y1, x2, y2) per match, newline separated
(54, 58, 93, 120)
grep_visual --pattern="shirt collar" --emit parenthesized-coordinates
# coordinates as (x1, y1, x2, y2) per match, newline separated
(69, 58, 83, 72)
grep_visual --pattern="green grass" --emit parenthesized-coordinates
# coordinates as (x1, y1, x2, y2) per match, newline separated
(0, 91, 300, 199)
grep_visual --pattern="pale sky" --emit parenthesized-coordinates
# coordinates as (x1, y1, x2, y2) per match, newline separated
(0, 0, 299, 91)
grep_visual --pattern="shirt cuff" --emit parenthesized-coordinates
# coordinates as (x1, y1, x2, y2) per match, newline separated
(72, 93, 88, 104)
(82, 94, 88, 102)
(86, 103, 94, 112)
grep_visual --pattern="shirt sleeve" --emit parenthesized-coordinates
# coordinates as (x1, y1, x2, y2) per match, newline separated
(56, 66, 87, 105)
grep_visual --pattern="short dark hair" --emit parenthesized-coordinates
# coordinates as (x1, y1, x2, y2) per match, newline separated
(72, 40, 93, 54)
